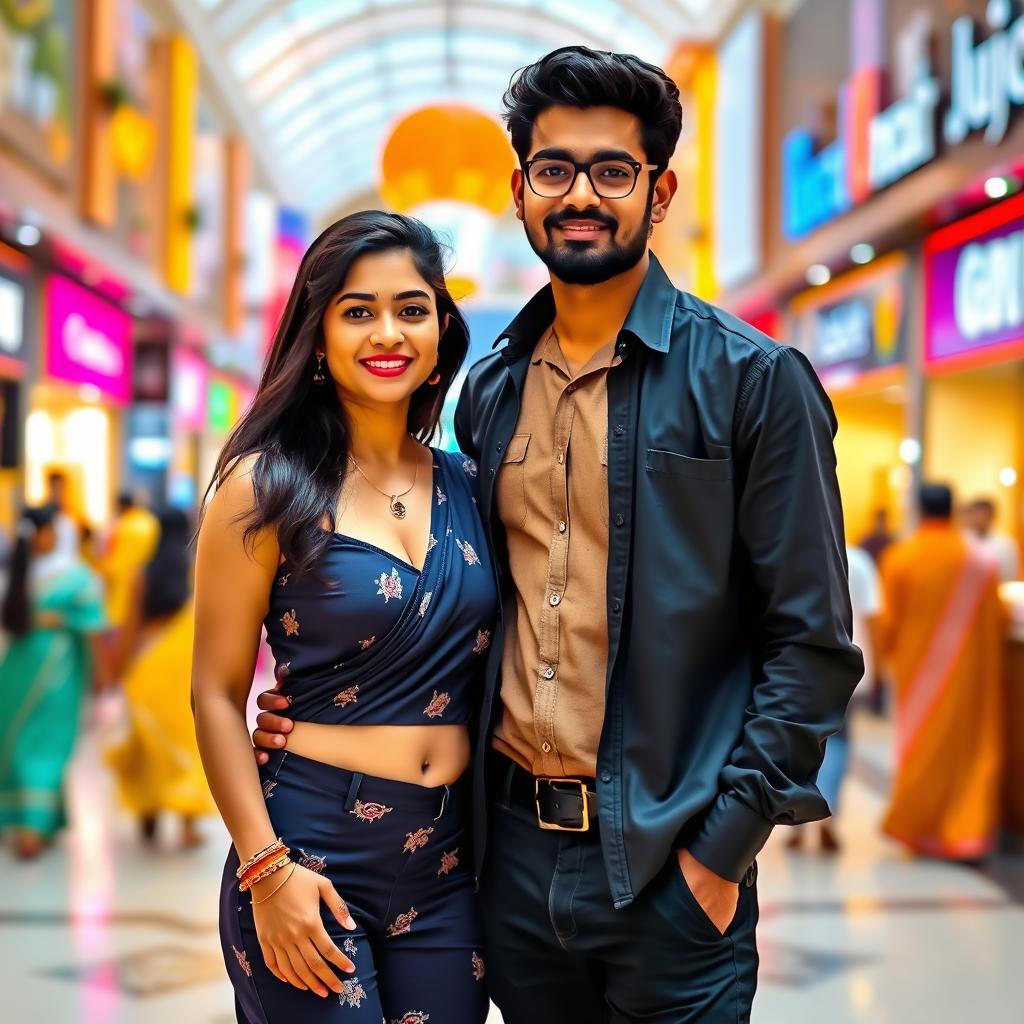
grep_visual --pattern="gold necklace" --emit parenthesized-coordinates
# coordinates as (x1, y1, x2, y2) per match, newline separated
(349, 455, 419, 520)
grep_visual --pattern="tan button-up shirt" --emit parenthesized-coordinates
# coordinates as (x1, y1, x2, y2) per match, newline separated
(492, 327, 619, 778)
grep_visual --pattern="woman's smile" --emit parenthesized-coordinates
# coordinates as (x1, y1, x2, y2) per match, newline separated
(359, 355, 414, 378)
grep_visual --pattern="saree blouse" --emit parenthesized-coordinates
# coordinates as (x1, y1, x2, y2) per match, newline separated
(264, 449, 498, 725)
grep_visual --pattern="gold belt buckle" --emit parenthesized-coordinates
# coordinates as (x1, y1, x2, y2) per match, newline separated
(535, 777, 590, 832)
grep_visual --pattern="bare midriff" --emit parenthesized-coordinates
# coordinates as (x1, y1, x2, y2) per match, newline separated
(286, 722, 471, 787)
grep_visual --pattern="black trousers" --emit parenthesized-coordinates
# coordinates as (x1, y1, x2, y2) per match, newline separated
(479, 788, 759, 1024)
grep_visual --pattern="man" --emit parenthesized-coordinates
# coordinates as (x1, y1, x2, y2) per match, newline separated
(254, 47, 861, 1023)
(880, 484, 1005, 860)
(962, 496, 1020, 583)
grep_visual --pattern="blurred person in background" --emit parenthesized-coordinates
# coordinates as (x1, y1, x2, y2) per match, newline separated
(46, 470, 89, 562)
(859, 506, 895, 566)
(962, 497, 1020, 583)
(100, 491, 159, 630)
(788, 544, 882, 854)
(105, 508, 214, 850)
(192, 212, 494, 1022)
(880, 484, 1006, 860)
(0, 503, 108, 858)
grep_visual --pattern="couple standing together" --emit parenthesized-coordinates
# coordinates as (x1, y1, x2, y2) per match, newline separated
(192, 46, 863, 1024)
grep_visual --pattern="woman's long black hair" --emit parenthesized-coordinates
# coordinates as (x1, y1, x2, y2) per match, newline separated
(206, 211, 470, 573)
(2, 504, 58, 637)
(143, 509, 192, 623)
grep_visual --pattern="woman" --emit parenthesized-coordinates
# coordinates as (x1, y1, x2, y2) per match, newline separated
(0, 503, 108, 858)
(192, 212, 497, 1023)
(106, 508, 214, 848)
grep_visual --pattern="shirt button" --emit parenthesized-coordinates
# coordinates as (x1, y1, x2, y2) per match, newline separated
(600, 771, 612, 783)
(558, 521, 566, 533)
(489, 468, 495, 477)
(550, 593, 561, 606)
(496, 443, 503, 452)
(542, 742, 552, 753)
(557, 452, 564, 464)
(614, 513, 625, 527)
(614, 425, 624, 437)
(612, 600, 621, 613)
(543, 667, 555, 680)
(567, 384, 576, 394)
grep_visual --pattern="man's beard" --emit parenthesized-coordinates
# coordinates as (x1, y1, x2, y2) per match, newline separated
(525, 202, 652, 285)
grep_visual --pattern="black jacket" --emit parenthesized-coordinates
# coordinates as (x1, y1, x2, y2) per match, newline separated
(455, 255, 863, 908)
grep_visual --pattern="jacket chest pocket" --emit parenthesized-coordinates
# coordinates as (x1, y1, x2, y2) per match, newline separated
(645, 448, 732, 482)
(641, 447, 734, 580)
(497, 433, 531, 529)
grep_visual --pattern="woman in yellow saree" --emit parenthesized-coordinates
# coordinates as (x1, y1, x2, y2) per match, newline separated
(106, 509, 214, 847)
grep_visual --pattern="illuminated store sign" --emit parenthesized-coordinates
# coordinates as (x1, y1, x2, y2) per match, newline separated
(789, 253, 907, 391)
(925, 190, 1024, 373)
(45, 275, 132, 403)
(784, 2, 1024, 239)
(0, 274, 25, 361)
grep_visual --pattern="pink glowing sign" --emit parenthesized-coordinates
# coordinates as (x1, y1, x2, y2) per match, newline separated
(173, 348, 209, 431)
(46, 275, 132, 403)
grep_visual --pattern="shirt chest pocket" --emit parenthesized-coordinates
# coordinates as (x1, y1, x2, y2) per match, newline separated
(498, 432, 531, 529)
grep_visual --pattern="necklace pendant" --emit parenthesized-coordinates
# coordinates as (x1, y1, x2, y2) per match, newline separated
(390, 497, 407, 520)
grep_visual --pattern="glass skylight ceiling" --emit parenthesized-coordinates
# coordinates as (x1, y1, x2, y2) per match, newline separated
(191, 0, 736, 213)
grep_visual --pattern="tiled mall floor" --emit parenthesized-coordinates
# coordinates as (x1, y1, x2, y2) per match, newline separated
(2, 708, 1022, 1023)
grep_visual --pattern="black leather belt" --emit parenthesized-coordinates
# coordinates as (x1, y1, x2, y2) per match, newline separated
(488, 750, 598, 832)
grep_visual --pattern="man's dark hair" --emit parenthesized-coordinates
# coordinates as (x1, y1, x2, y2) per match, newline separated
(116, 492, 134, 513)
(502, 46, 683, 169)
(919, 483, 954, 520)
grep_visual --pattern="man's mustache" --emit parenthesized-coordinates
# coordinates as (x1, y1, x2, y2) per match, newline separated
(544, 211, 618, 233)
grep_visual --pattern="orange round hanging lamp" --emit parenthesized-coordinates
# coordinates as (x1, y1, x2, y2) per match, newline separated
(378, 104, 515, 214)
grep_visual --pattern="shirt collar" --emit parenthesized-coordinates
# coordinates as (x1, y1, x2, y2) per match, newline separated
(493, 253, 678, 358)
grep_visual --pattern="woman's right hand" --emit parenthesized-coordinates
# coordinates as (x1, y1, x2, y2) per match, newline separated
(251, 864, 358, 998)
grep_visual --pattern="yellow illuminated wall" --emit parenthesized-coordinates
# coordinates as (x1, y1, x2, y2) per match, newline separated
(832, 390, 908, 542)
(659, 45, 717, 296)
(924, 365, 1024, 543)
(164, 35, 197, 294)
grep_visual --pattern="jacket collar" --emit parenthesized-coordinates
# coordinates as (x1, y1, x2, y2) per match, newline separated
(493, 253, 678, 359)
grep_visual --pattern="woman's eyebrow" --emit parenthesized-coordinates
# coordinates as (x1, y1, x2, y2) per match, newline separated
(335, 290, 431, 304)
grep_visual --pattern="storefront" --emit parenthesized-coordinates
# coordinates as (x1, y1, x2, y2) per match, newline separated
(169, 345, 209, 511)
(922, 192, 1024, 564)
(0, 243, 30, 534)
(789, 252, 911, 542)
(26, 274, 132, 527)
(197, 374, 253, 498)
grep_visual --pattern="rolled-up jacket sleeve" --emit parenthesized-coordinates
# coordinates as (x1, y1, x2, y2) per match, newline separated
(687, 345, 865, 883)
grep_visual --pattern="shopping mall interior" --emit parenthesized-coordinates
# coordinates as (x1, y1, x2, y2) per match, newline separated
(1, 1, 1024, 1021)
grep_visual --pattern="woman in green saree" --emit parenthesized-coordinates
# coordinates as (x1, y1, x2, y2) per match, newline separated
(0, 503, 108, 858)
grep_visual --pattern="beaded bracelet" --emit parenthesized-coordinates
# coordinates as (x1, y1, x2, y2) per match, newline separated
(236, 838, 287, 880)
(239, 853, 292, 893)
(240, 846, 290, 887)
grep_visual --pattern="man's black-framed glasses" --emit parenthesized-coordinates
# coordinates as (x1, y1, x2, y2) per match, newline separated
(523, 157, 662, 199)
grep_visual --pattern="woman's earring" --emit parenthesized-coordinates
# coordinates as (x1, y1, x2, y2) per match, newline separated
(428, 371, 442, 386)
(313, 352, 327, 384)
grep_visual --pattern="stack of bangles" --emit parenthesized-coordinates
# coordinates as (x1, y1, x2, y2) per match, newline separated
(237, 838, 296, 904)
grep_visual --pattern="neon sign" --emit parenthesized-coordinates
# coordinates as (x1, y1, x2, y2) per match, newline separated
(784, 2, 1024, 240)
